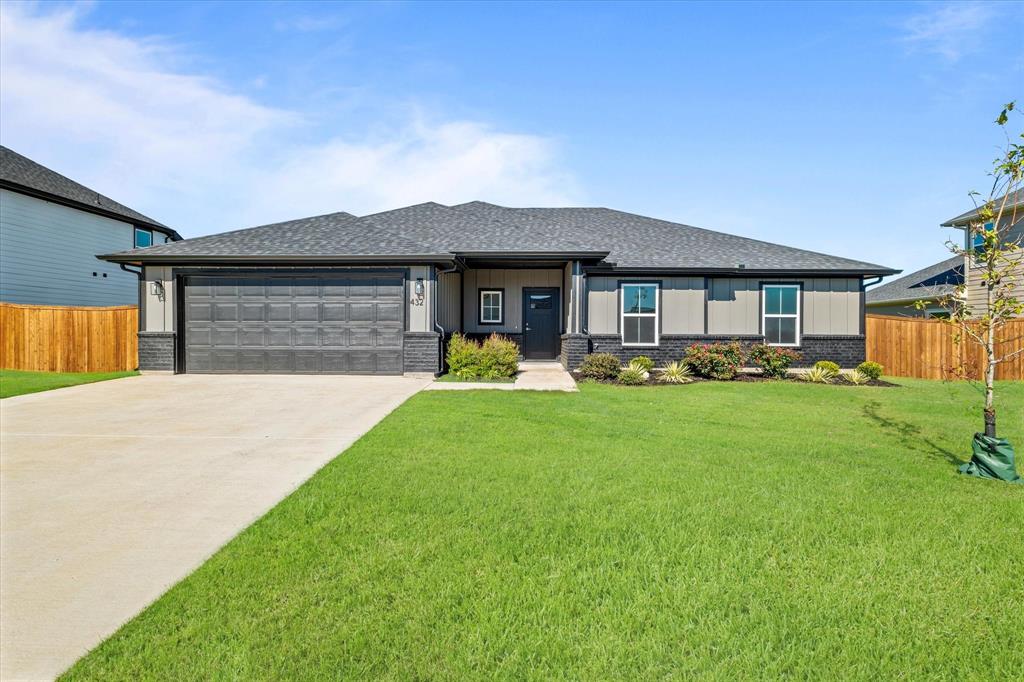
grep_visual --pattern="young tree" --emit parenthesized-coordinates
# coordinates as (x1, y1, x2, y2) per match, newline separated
(927, 102, 1023, 438)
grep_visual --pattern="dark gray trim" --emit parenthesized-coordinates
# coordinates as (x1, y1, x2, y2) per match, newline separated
(585, 265, 898, 276)
(477, 287, 505, 326)
(100, 254, 453, 265)
(702, 276, 709, 335)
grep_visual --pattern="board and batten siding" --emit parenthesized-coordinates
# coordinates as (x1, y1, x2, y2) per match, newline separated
(587, 276, 704, 334)
(436, 269, 461, 331)
(462, 268, 565, 334)
(587, 276, 862, 336)
(0, 188, 139, 306)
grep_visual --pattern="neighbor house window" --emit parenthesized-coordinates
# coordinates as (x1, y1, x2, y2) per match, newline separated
(763, 284, 800, 346)
(621, 282, 658, 346)
(479, 289, 503, 324)
(134, 228, 153, 248)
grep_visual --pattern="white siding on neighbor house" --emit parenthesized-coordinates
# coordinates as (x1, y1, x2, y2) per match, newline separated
(0, 188, 139, 306)
(587, 276, 862, 336)
(462, 268, 564, 334)
(436, 269, 461, 331)
(587, 276, 704, 334)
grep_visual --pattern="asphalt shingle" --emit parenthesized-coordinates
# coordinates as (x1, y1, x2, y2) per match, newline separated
(865, 256, 963, 304)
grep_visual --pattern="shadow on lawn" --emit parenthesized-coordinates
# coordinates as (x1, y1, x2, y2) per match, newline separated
(861, 400, 965, 466)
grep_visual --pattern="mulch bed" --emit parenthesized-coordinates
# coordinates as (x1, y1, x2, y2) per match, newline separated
(571, 371, 899, 388)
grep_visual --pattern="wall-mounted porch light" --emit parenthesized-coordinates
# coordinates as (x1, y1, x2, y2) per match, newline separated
(414, 278, 425, 296)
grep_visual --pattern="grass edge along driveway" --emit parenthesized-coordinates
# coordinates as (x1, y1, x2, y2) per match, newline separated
(62, 379, 1024, 680)
(0, 369, 138, 399)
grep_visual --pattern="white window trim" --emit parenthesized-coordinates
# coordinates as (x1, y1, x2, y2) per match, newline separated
(480, 289, 503, 325)
(620, 282, 659, 347)
(762, 283, 801, 347)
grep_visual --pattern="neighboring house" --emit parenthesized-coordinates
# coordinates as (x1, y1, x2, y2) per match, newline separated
(99, 201, 897, 374)
(865, 256, 963, 317)
(0, 146, 180, 306)
(941, 189, 1024, 319)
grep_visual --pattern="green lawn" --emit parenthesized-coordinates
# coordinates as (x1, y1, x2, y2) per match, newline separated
(436, 372, 515, 383)
(0, 369, 138, 399)
(64, 380, 1023, 680)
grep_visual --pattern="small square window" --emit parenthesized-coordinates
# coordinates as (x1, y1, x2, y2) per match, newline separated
(134, 228, 153, 248)
(480, 289, 503, 324)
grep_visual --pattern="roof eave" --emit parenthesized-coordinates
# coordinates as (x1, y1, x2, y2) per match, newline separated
(585, 265, 900, 277)
(96, 253, 456, 266)
(1, 179, 181, 240)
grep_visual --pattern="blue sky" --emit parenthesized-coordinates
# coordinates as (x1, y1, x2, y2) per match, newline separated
(1, 1, 1022, 275)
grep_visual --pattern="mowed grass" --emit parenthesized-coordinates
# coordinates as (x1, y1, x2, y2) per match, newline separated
(64, 380, 1024, 680)
(0, 369, 137, 399)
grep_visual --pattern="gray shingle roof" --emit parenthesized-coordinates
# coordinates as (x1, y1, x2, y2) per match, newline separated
(866, 256, 963, 304)
(100, 200, 897, 274)
(941, 188, 1024, 227)
(103, 211, 444, 261)
(0, 145, 177, 236)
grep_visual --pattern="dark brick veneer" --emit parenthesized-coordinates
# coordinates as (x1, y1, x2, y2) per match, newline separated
(404, 332, 441, 374)
(138, 331, 175, 371)
(567, 334, 866, 369)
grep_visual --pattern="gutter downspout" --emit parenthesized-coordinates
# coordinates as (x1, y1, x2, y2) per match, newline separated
(433, 258, 463, 373)
(860, 276, 883, 337)
(120, 263, 145, 332)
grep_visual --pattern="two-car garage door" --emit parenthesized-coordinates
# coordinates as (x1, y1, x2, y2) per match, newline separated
(183, 273, 404, 374)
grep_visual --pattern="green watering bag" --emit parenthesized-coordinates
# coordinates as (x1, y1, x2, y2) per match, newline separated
(959, 434, 1023, 484)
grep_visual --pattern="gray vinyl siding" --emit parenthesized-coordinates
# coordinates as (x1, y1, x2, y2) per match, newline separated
(436, 269, 461, 330)
(587, 276, 704, 334)
(965, 220, 1023, 318)
(587, 276, 862, 336)
(0, 188, 140, 306)
(462, 268, 563, 334)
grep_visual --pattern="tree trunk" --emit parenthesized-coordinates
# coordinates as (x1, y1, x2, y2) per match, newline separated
(984, 283, 997, 438)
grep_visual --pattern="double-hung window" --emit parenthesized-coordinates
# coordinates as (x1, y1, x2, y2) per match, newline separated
(134, 227, 153, 248)
(479, 289, 503, 324)
(621, 282, 658, 346)
(763, 284, 800, 346)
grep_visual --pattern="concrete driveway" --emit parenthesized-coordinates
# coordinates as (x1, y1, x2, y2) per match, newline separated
(0, 373, 429, 681)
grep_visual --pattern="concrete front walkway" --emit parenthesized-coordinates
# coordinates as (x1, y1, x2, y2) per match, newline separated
(425, 361, 578, 392)
(0, 373, 429, 681)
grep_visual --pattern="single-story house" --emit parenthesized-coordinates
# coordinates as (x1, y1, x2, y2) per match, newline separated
(99, 201, 897, 374)
(865, 256, 962, 317)
(0, 145, 180, 306)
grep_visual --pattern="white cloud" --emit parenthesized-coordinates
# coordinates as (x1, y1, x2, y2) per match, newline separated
(899, 2, 998, 61)
(0, 4, 580, 236)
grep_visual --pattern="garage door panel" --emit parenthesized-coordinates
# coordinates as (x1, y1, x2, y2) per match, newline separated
(294, 303, 320, 321)
(267, 302, 292, 321)
(376, 302, 401, 322)
(213, 303, 238, 321)
(322, 302, 348, 321)
(185, 274, 404, 375)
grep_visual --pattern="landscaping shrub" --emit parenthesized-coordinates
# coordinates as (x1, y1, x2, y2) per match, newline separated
(658, 361, 693, 384)
(629, 355, 654, 372)
(684, 342, 744, 380)
(578, 353, 622, 380)
(748, 344, 801, 379)
(857, 361, 884, 380)
(801, 366, 834, 384)
(479, 334, 520, 378)
(843, 370, 870, 385)
(627, 358, 651, 379)
(617, 367, 647, 385)
(445, 333, 519, 379)
(814, 360, 841, 376)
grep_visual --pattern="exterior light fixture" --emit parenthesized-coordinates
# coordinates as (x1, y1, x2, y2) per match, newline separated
(414, 279, 425, 296)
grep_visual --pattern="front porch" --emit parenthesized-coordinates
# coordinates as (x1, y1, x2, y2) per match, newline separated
(434, 258, 586, 364)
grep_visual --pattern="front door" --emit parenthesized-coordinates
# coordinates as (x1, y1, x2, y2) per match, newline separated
(522, 287, 560, 359)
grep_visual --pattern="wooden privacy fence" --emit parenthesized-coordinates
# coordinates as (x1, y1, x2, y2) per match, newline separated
(0, 302, 138, 373)
(866, 314, 1024, 380)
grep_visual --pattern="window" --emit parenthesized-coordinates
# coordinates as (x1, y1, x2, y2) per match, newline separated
(621, 283, 658, 346)
(479, 289, 503, 324)
(134, 227, 153, 248)
(972, 222, 994, 259)
(763, 284, 800, 346)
